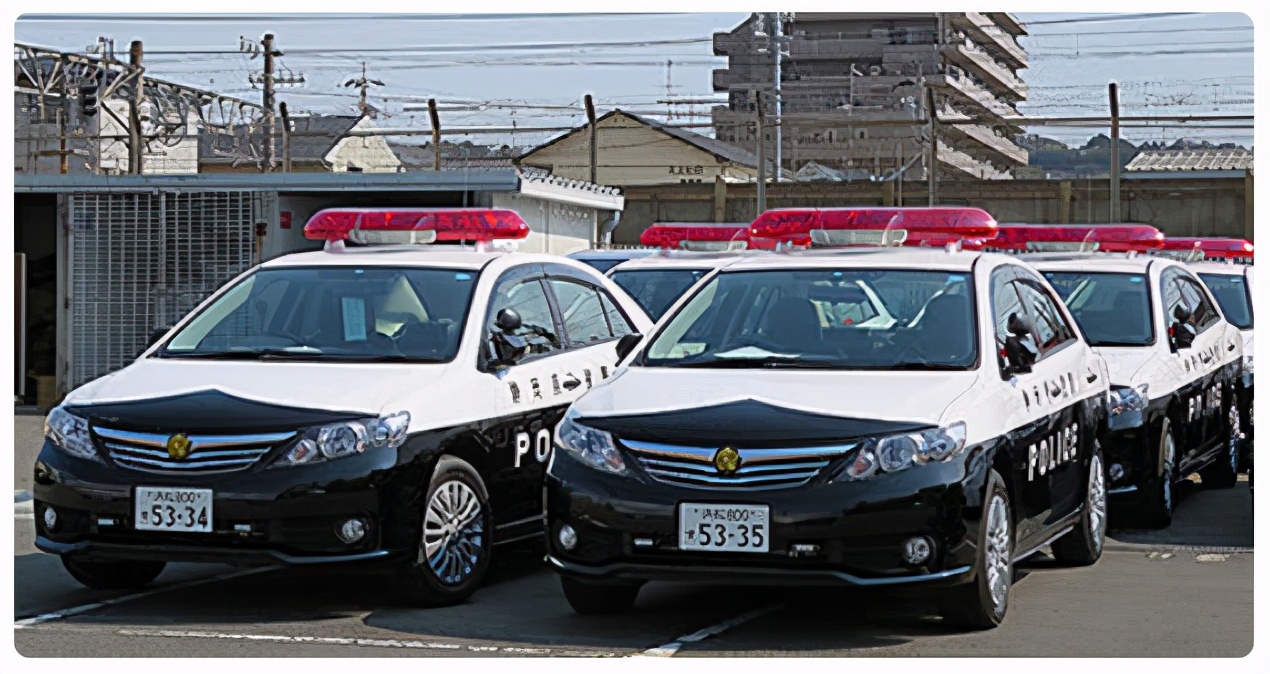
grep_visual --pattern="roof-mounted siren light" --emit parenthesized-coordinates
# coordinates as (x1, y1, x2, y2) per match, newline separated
(303, 208, 530, 252)
(988, 223, 1165, 255)
(638, 223, 752, 253)
(755, 206, 997, 250)
(1158, 237, 1255, 265)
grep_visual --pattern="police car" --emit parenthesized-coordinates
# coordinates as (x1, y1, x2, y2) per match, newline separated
(567, 248, 658, 273)
(605, 223, 779, 321)
(32, 208, 653, 606)
(544, 216, 1112, 629)
(1188, 259, 1254, 471)
(1028, 252, 1245, 527)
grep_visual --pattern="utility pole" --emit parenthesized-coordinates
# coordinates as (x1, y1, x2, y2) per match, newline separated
(427, 98, 441, 170)
(128, 40, 144, 174)
(754, 90, 767, 213)
(279, 101, 292, 172)
(926, 86, 938, 206)
(261, 33, 277, 173)
(771, 13, 786, 183)
(584, 94, 598, 184)
(1109, 81, 1121, 222)
(344, 62, 384, 117)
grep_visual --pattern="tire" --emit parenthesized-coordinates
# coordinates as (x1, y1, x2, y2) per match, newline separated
(1139, 418, 1177, 529)
(1052, 442, 1107, 566)
(560, 576, 642, 615)
(939, 469, 1012, 630)
(1200, 401, 1240, 489)
(61, 556, 165, 590)
(395, 456, 493, 608)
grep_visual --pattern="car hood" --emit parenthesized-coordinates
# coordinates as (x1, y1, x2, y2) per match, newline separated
(1094, 346, 1163, 390)
(571, 366, 977, 444)
(62, 358, 452, 430)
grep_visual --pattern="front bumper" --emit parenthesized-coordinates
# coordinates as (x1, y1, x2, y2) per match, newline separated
(544, 449, 987, 588)
(31, 439, 425, 566)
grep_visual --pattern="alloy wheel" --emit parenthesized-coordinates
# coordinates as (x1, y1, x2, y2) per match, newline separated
(422, 480, 485, 586)
(984, 494, 1012, 612)
(1088, 453, 1107, 553)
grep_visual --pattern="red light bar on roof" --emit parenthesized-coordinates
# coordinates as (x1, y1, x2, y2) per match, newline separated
(639, 223, 752, 251)
(986, 223, 1164, 253)
(303, 208, 530, 245)
(1158, 237, 1254, 262)
(750, 207, 997, 248)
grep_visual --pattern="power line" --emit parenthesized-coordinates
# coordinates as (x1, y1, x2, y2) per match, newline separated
(1023, 13, 1207, 26)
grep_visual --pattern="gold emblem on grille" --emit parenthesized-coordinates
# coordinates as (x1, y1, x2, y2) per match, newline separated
(166, 434, 192, 460)
(713, 446, 741, 474)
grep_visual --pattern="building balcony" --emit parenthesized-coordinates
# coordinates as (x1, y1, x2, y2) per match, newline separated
(928, 72, 1021, 126)
(986, 13, 1027, 37)
(940, 42, 1027, 100)
(713, 69, 731, 92)
(935, 139, 1014, 180)
(948, 13, 1028, 71)
(942, 120, 1028, 167)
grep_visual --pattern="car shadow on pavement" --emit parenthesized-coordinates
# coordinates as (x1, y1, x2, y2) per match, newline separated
(1107, 478, 1253, 550)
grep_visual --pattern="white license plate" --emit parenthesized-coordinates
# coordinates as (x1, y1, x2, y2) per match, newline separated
(678, 503, 770, 553)
(134, 487, 213, 533)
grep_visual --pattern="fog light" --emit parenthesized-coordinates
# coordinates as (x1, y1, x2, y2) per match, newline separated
(1110, 463, 1126, 482)
(902, 536, 934, 565)
(336, 518, 367, 544)
(43, 506, 58, 531)
(558, 524, 578, 551)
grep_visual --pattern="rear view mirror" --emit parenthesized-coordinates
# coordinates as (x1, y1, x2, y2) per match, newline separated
(615, 333, 643, 363)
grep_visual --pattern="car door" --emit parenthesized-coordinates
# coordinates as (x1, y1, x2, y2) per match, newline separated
(1176, 270, 1236, 462)
(479, 264, 577, 539)
(989, 264, 1095, 547)
(541, 271, 640, 395)
(1159, 267, 1224, 468)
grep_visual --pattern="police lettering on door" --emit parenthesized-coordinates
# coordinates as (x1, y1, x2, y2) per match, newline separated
(514, 429, 552, 467)
(1028, 422, 1080, 481)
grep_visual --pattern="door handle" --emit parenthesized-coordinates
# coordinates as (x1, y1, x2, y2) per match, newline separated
(1228, 343, 1236, 352)
(1199, 352, 1213, 364)
(1086, 372, 1098, 383)
(561, 375, 581, 391)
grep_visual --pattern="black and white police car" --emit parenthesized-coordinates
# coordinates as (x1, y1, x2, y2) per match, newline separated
(567, 248, 658, 273)
(1188, 260, 1254, 471)
(544, 233, 1112, 629)
(32, 208, 652, 606)
(1030, 254, 1246, 527)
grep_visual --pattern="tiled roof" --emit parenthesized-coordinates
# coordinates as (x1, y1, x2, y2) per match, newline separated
(1125, 149, 1253, 172)
(517, 166, 622, 196)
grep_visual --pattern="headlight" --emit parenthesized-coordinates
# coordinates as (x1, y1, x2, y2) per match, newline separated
(1108, 384, 1149, 417)
(834, 421, 967, 481)
(270, 411, 410, 468)
(44, 406, 102, 463)
(552, 408, 628, 475)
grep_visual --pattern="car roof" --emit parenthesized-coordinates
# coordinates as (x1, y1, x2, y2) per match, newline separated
(566, 249, 659, 261)
(260, 245, 580, 273)
(1020, 253, 1164, 275)
(719, 246, 989, 272)
(1185, 260, 1251, 277)
(607, 251, 769, 272)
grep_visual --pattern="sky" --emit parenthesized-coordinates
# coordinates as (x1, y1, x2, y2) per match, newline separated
(13, 11, 1254, 150)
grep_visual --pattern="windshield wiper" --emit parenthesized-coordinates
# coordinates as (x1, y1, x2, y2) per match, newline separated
(665, 354, 841, 369)
(321, 354, 447, 363)
(888, 362, 970, 371)
(158, 348, 325, 361)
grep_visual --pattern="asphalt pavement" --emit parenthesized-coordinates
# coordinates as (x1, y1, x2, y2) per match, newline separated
(12, 414, 1255, 657)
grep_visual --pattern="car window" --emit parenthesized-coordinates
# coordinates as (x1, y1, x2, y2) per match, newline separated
(1045, 271, 1153, 347)
(1198, 272, 1253, 330)
(1015, 279, 1076, 355)
(991, 267, 1036, 369)
(609, 269, 708, 321)
(599, 292, 637, 339)
(489, 278, 561, 355)
(1177, 274, 1221, 333)
(547, 278, 614, 347)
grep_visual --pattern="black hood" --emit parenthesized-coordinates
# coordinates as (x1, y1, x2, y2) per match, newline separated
(64, 389, 368, 434)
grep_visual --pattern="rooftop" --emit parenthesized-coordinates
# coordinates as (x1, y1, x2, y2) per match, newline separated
(1125, 149, 1254, 173)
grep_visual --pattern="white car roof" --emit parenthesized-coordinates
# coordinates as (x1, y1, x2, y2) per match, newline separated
(1022, 253, 1166, 275)
(1185, 260, 1251, 277)
(719, 246, 991, 273)
(259, 245, 571, 273)
(608, 252, 763, 273)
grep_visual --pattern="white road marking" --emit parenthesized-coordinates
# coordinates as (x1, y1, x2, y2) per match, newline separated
(14, 566, 276, 628)
(639, 604, 784, 657)
(112, 629, 610, 656)
(15, 490, 33, 515)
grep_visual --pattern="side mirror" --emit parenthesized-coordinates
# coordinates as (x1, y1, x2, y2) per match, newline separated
(615, 333, 643, 363)
(1002, 335, 1037, 377)
(1170, 322, 1196, 350)
(495, 308, 522, 333)
(489, 331, 530, 369)
(1007, 313, 1032, 338)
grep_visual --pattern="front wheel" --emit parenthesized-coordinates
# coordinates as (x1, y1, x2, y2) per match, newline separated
(394, 456, 493, 607)
(1138, 419, 1177, 529)
(939, 469, 1012, 630)
(560, 576, 642, 615)
(1052, 444, 1107, 566)
(61, 556, 166, 590)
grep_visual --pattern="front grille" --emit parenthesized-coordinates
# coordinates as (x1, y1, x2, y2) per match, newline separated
(622, 440, 856, 491)
(94, 427, 297, 474)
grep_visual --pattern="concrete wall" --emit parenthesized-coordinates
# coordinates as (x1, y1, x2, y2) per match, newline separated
(492, 192, 597, 255)
(613, 174, 1255, 244)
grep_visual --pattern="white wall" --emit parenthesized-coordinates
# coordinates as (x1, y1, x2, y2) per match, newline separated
(493, 192, 597, 255)
(96, 100, 200, 175)
(326, 117, 404, 173)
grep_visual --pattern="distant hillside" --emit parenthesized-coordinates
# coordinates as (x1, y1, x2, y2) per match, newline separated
(1015, 134, 1250, 179)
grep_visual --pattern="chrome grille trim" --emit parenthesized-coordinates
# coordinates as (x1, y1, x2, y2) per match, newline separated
(621, 440, 857, 491)
(94, 427, 296, 474)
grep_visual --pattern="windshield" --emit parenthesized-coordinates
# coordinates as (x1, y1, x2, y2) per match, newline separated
(1042, 271, 1154, 346)
(577, 258, 623, 273)
(157, 266, 479, 362)
(1199, 273, 1252, 330)
(609, 268, 709, 320)
(639, 269, 976, 370)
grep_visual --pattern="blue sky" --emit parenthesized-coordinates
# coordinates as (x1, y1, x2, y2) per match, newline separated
(15, 12, 1254, 148)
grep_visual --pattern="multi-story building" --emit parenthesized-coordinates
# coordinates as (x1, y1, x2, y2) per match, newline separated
(711, 13, 1029, 180)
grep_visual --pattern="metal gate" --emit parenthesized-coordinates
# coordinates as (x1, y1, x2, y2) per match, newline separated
(67, 191, 255, 389)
